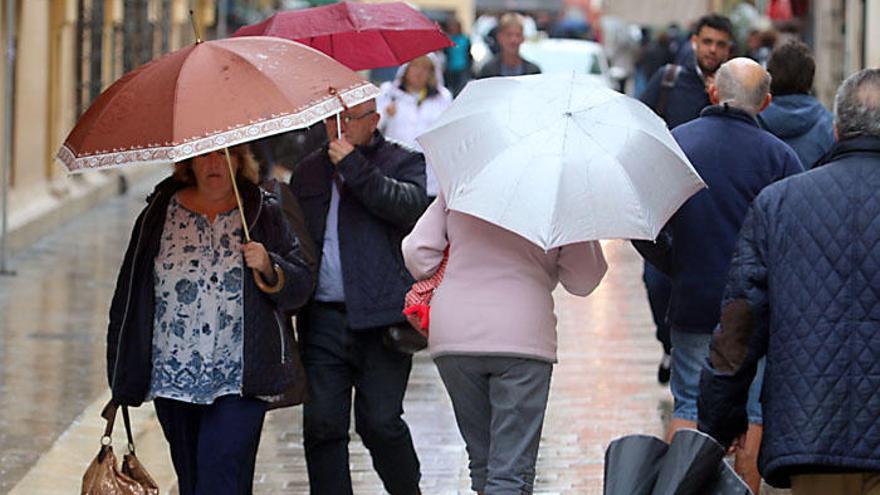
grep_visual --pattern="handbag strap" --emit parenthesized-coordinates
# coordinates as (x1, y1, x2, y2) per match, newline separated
(121, 405, 136, 455)
(99, 399, 137, 454)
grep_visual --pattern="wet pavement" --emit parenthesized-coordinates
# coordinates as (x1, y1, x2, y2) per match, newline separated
(0, 171, 168, 493)
(0, 173, 788, 494)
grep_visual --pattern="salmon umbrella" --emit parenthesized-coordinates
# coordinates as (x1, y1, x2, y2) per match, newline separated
(58, 34, 378, 291)
(58, 36, 378, 172)
(232, 1, 453, 71)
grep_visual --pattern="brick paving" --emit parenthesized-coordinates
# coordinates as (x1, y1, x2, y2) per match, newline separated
(0, 175, 788, 494)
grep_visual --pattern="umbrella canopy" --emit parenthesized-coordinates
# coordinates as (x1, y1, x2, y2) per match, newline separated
(604, 429, 752, 495)
(416, 73, 705, 250)
(232, 1, 453, 71)
(58, 36, 378, 173)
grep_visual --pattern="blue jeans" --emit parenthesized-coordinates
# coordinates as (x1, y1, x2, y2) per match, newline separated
(153, 395, 267, 495)
(670, 329, 764, 424)
(300, 302, 421, 495)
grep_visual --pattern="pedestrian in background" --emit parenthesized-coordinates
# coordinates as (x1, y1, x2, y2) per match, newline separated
(634, 31, 672, 99)
(634, 58, 803, 494)
(757, 41, 835, 169)
(289, 98, 429, 495)
(699, 68, 880, 495)
(640, 14, 734, 129)
(402, 194, 606, 495)
(444, 18, 472, 96)
(476, 13, 541, 78)
(106, 145, 314, 494)
(637, 13, 734, 386)
(377, 53, 453, 199)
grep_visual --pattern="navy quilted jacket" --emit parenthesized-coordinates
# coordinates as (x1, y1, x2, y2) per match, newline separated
(698, 136, 880, 487)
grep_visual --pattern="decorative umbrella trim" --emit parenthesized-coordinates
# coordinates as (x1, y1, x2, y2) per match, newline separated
(58, 83, 379, 173)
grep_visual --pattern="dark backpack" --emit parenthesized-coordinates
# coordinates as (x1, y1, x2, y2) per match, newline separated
(654, 64, 682, 122)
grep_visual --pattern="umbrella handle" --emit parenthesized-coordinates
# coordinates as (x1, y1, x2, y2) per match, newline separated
(328, 86, 347, 141)
(223, 148, 283, 294)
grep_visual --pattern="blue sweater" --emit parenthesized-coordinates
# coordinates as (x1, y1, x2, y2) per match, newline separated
(635, 105, 803, 333)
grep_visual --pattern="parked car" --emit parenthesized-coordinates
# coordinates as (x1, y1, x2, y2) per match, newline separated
(518, 38, 614, 88)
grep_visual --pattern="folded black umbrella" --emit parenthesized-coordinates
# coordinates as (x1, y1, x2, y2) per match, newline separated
(604, 434, 668, 495)
(603, 429, 752, 495)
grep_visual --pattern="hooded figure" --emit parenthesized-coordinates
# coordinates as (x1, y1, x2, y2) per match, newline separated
(757, 41, 834, 169)
(757, 94, 834, 169)
(377, 53, 453, 197)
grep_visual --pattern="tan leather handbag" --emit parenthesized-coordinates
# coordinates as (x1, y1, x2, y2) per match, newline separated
(81, 400, 159, 495)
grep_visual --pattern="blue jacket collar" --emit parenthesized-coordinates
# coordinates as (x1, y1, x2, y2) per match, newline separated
(830, 135, 880, 158)
(700, 104, 759, 127)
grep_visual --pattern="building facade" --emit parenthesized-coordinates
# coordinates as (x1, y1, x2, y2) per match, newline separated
(0, 0, 208, 253)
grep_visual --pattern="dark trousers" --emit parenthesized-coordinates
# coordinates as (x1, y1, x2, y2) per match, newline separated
(153, 395, 267, 495)
(300, 302, 421, 495)
(643, 262, 672, 354)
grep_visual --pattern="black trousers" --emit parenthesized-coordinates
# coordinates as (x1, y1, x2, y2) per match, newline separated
(643, 262, 672, 355)
(153, 395, 267, 495)
(300, 302, 421, 495)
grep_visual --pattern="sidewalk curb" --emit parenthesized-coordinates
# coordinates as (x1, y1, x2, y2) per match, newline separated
(8, 391, 176, 495)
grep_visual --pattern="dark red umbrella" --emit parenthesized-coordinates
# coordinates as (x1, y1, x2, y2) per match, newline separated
(232, 1, 453, 71)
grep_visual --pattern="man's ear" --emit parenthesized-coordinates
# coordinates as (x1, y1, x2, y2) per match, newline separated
(758, 93, 772, 113)
(369, 111, 381, 129)
(708, 84, 720, 105)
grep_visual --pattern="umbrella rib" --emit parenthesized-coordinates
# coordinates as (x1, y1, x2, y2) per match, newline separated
(171, 48, 200, 147)
(378, 30, 405, 65)
(79, 52, 183, 153)
(209, 44, 302, 121)
(552, 72, 578, 242)
(570, 117, 652, 229)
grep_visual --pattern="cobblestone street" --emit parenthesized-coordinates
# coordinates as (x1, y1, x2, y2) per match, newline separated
(0, 175, 784, 494)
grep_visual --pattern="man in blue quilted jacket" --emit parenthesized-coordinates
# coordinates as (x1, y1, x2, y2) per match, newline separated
(634, 57, 804, 493)
(699, 68, 880, 495)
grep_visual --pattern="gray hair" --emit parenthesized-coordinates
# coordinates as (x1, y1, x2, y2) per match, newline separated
(834, 68, 880, 139)
(714, 61, 772, 116)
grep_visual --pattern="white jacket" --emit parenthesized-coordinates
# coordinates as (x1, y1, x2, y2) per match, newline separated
(377, 57, 452, 197)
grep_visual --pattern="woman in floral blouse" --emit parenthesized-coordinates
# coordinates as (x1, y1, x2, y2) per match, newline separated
(106, 145, 313, 495)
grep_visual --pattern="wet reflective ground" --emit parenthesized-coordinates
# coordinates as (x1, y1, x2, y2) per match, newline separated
(0, 173, 164, 492)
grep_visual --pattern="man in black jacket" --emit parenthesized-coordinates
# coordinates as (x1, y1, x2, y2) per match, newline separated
(289, 98, 429, 495)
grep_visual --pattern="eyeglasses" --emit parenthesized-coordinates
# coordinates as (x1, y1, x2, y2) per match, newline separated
(328, 110, 376, 125)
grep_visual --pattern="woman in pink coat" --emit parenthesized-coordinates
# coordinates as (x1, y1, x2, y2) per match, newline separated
(402, 194, 607, 495)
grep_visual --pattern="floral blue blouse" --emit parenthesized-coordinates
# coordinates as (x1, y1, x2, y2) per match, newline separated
(148, 195, 245, 404)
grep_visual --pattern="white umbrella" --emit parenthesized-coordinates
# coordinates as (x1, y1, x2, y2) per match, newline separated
(416, 73, 705, 250)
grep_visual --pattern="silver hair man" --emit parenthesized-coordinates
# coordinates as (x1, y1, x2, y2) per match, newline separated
(710, 57, 772, 116)
(834, 68, 880, 139)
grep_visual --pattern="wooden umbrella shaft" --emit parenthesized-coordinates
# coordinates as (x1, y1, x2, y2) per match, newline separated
(223, 148, 283, 294)
(224, 147, 251, 243)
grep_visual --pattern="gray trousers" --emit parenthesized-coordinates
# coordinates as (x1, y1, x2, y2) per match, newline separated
(434, 355, 553, 495)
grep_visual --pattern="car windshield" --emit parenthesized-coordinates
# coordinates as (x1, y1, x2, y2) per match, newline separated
(521, 45, 604, 75)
